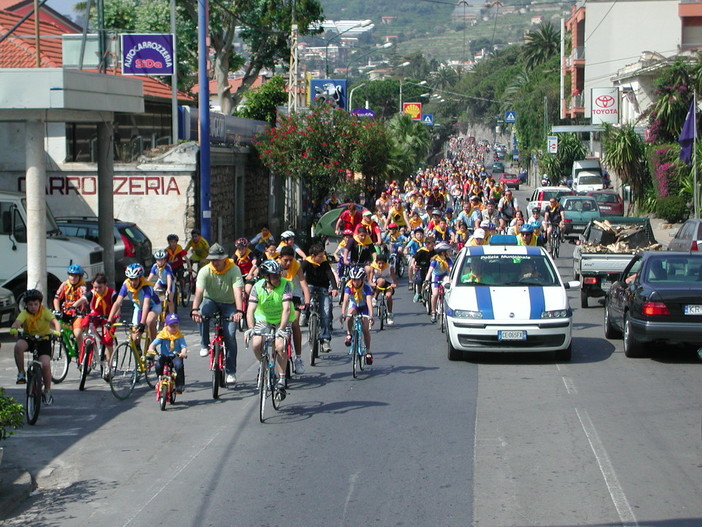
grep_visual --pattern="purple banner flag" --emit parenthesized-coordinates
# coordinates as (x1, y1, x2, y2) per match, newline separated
(679, 99, 696, 165)
(121, 34, 174, 76)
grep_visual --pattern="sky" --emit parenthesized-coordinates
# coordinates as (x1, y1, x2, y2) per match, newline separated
(46, 0, 83, 23)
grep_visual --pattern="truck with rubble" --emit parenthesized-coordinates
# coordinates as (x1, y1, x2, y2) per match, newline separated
(572, 217, 661, 308)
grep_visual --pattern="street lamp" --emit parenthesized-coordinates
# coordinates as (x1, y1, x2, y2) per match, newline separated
(325, 20, 372, 77)
(349, 82, 366, 112)
(345, 42, 393, 80)
(399, 79, 427, 114)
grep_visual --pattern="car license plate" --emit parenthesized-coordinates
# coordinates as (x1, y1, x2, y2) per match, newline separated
(498, 330, 526, 341)
(684, 305, 702, 315)
(600, 279, 612, 292)
(0, 313, 9, 323)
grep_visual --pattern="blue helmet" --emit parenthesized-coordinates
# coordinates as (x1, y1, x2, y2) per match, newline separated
(67, 264, 84, 276)
(519, 224, 534, 234)
(125, 263, 144, 279)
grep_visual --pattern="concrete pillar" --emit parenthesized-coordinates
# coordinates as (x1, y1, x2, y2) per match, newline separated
(25, 119, 47, 298)
(97, 121, 115, 286)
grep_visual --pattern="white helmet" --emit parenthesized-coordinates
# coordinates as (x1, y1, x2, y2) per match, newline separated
(280, 230, 295, 240)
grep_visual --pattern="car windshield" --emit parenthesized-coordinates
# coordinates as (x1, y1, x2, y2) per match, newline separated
(542, 190, 570, 201)
(592, 193, 618, 203)
(456, 254, 559, 287)
(644, 256, 702, 283)
(579, 175, 603, 185)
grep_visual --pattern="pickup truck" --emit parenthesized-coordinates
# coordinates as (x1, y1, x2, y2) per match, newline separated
(572, 217, 660, 308)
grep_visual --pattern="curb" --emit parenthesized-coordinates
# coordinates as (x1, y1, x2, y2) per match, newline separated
(0, 463, 34, 520)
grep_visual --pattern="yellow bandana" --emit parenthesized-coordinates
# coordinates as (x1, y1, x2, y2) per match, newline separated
(353, 235, 372, 247)
(371, 261, 389, 272)
(207, 258, 235, 275)
(125, 277, 154, 307)
(156, 327, 184, 351)
(279, 258, 300, 280)
(432, 254, 450, 272)
(348, 280, 365, 304)
(25, 305, 46, 334)
(304, 255, 327, 267)
(235, 248, 252, 261)
(92, 287, 111, 314)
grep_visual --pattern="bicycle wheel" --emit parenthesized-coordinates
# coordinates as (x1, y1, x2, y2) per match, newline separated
(352, 330, 359, 379)
(423, 284, 432, 315)
(139, 343, 156, 388)
(357, 333, 365, 373)
(258, 360, 268, 422)
(308, 313, 320, 366)
(554, 232, 561, 258)
(270, 364, 281, 411)
(179, 279, 188, 307)
(212, 364, 221, 400)
(181, 275, 192, 306)
(78, 339, 93, 391)
(25, 366, 41, 425)
(378, 301, 386, 331)
(397, 256, 406, 278)
(50, 337, 70, 384)
(159, 379, 168, 411)
(109, 342, 137, 400)
(439, 298, 446, 333)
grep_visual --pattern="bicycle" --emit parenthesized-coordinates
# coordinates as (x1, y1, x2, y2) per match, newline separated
(180, 268, 197, 307)
(77, 314, 110, 391)
(254, 328, 284, 423)
(374, 284, 391, 331)
(20, 334, 52, 425)
(155, 353, 184, 411)
(343, 313, 371, 379)
(238, 290, 249, 332)
(307, 292, 322, 366)
(283, 331, 294, 387)
(204, 314, 228, 399)
(436, 283, 446, 333)
(109, 323, 155, 400)
(50, 312, 79, 384)
(549, 224, 562, 259)
(420, 279, 432, 315)
(388, 252, 406, 279)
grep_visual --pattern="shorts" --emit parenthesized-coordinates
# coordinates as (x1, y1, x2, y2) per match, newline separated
(292, 296, 302, 310)
(22, 337, 52, 357)
(347, 304, 369, 316)
(253, 320, 291, 336)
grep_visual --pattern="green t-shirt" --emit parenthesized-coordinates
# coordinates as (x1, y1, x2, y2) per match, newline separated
(250, 278, 293, 324)
(196, 261, 244, 304)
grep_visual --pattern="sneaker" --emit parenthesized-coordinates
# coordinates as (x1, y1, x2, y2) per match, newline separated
(430, 313, 437, 323)
(321, 339, 332, 353)
(226, 374, 236, 385)
(344, 334, 352, 347)
(103, 372, 113, 382)
(16, 372, 26, 384)
(199, 348, 209, 357)
(387, 313, 394, 325)
(42, 390, 54, 406)
(365, 353, 374, 365)
(275, 381, 287, 401)
(176, 389, 184, 394)
(294, 357, 305, 374)
(413, 292, 420, 303)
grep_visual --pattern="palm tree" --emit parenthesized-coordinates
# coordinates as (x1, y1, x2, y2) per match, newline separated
(602, 124, 649, 213)
(431, 66, 460, 91)
(522, 22, 560, 71)
(386, 114, 432, 181)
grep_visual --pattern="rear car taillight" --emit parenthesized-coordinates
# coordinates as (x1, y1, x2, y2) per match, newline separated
(642, 302, 670, 316)
(121, 233, 136, 257)
(691, 240, 699, 251)
(583, 277, 597, 285)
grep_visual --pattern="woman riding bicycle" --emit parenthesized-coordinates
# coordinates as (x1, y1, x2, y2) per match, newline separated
(340, 266, 374, 365)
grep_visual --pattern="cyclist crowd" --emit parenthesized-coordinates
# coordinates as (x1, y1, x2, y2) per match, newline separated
(6, 134, 561, 409)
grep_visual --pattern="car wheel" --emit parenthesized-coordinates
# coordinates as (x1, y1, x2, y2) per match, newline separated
(623, 313, 645, 358)
(603, 303, 621, 339)
(447, 336, 463, 361)
(555, 343, 572, 362)
(515, 185, 519, 191)
(580, 289, 588, 309)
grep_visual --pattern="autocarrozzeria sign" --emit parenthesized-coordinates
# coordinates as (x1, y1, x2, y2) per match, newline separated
(591, 87, 619, 124)
(121, 34, 174, 76)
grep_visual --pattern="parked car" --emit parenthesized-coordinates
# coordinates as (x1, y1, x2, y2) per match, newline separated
(525, 186, 574, 215)
(586, 190, 624, 216)
(444, 240, 578, 362)
(604, 252, 702, 357)
(55, 216, 153, 281)
(0, 285, 18, 327)
(491, 161, 505, 175)
(560, 195, 600, 236)
(667, 219, 702, 252)
(498, 173, 520, 190)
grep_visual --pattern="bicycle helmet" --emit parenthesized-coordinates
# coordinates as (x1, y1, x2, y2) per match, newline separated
(342, 229, 353, 236)
(67, 264, 83, 275)
(153, 249, 167, 260)
(259, 259, 283, 276)
(435, 242, 451, 252)
(280, 230, 295, 240)
(235, 237, 249, 248)
(167, 233, 179, 242)
(125, 263, 145, 279)
(387, 223, 398, 229)
(348, 266, 366, 280)
(519, 224, 534, 234)
(165, 313, 180, 326)
(24, 289, 43, 303)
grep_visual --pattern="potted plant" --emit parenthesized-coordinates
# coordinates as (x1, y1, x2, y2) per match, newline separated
(0, 387, 23, 465)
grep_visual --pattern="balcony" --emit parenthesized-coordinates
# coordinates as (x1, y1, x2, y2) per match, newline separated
(568, 94, 584, 111)
(571, 47, 585, 63)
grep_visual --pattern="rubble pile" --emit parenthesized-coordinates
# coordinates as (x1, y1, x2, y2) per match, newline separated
(580, 220, 662, 253)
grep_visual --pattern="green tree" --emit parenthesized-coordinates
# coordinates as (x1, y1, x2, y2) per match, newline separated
(602, 124, 649, 212)
(385, 113, 431, 181)
(538, 133, 586, 184)
(235, 75, 287, 123)
(522, 22, 560, 71)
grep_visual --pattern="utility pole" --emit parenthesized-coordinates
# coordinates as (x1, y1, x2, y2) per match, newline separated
(287, 0, 299, 113)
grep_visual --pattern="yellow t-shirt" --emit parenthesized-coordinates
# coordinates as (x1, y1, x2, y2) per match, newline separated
(186, 238, 210, 261)
(17, 306, 55, 336)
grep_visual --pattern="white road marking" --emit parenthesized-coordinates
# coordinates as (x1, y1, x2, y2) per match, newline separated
(561, 375, 577, 394)
(340, 472, 359, 526)
(575, 408, 638, 527)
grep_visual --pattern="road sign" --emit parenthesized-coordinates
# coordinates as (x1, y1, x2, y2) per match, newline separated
(403, 102, 422, 121)
(422, 114, 434, 126)
(504, 110, 516, 123)
(547, 135, 558, 154)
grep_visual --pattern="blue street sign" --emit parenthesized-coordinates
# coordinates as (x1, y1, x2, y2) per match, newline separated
(422, 114, 434, 126)
(504, 110, 516, 123)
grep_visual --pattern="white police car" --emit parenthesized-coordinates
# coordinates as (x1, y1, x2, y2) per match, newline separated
(444, 238, 579, 361)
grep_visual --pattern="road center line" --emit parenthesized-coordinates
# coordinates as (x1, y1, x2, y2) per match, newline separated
(575, 408, 638, 527)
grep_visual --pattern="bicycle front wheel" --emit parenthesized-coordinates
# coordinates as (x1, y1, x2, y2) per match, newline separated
(270, 365, 281, 411)
(110, 342, 137, 400)
(259, 361, 268, 422)
(50, 337, 70, 384)
(159, 379, 168, 411)
(352, 331, 359, 378)
(78, 339, 93, 391)
(25, 366, 41, 425)
(378, 302, 386, 331)
(308, 313, 320, 366)
(139, 343, 156, 388)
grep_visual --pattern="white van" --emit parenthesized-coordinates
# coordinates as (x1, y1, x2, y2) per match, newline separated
(572, 170, 605, 194)
(571, 159, 603, 180)
(0, 191, 104, 300)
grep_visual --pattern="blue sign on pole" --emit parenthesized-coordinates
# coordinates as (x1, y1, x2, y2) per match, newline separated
(504, 110, 517, 123)
(422, 114, 434, 126)
(311, 79, 348, 111)
(121, 34, 175, 76)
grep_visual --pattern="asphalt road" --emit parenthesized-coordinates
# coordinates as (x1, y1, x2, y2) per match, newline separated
(2, 186, 702, 526)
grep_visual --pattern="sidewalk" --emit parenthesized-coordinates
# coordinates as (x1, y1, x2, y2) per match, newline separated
(649, 216, 680, 249)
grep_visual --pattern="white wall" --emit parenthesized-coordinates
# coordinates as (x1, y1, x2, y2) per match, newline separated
(584, 0, 680, 117)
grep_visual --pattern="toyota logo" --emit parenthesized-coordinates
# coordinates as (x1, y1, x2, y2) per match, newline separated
(595, 95, 615, 108)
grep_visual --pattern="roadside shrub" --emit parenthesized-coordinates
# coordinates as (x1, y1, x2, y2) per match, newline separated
(0, 388, 23, 440)
(656, 194, 689, 223)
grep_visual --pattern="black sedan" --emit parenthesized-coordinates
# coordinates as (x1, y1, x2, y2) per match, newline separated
(604, 252, 702, 357)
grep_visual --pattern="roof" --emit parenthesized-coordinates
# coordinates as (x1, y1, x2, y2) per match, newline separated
(192, 74, 266, 96)
(0, 9, 192, 102)
(0, 0, 80, 32)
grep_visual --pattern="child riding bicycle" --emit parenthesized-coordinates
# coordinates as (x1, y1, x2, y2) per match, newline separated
(340, 266, 374, 365)
(147, 313, 188, 394)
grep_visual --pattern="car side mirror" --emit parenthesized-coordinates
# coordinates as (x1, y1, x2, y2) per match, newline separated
(565, 280, 580, 289)
(443, 278, 451, 290)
